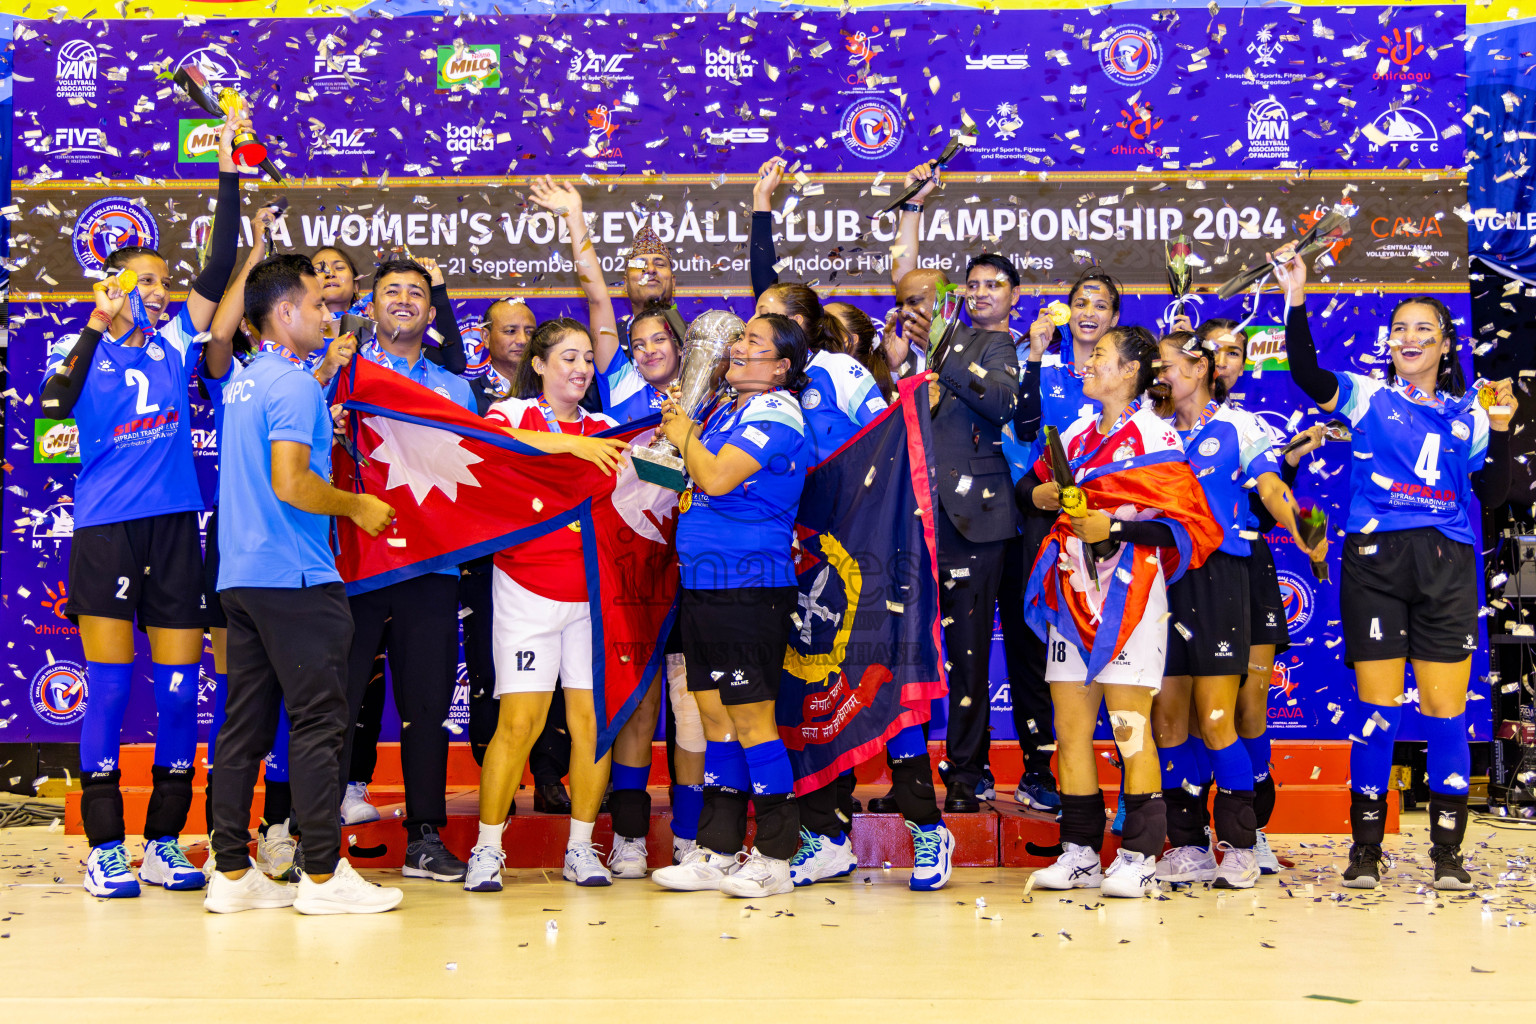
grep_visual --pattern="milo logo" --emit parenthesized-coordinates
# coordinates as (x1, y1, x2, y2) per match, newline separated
(1244, 326, 1289, 371)
(34, 418, 80, 463)
(437, 44, 500, 89)
(178, 119, 222, 163)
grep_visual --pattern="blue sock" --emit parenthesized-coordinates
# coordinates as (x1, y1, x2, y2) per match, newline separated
(742, 739, 794, 797)
(612, 763, 650, 791)
(886, 724, 926, 761)
(1422, 712, 1470, 795)
(1207, 739, 1252, 792)
(205, 671, 228, 767)
(1242, 734, 1272, 784)
(262, 702, 291, 783)
(1160, 738, 1200, 793)
(1349, 701, 1402, 798)
(672, 784, 704, 841)
(705, 740, 750, 793)
(79, 662, 133, 773)
(1191, 738, 1214, 787)
(151, 662, 200, 771)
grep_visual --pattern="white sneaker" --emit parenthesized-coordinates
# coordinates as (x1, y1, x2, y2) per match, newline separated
(1029, 842, 1103, 890)
(340, 782, 381, 825)
(257, 821, 299, 882)
(789, 829, 858, 886)
(83, 843, 140, 899)
(563, 841, 614, 887)
(908, 822, 955, 892)
(141, 838, 207, 891)
(204, 862, 296, 913)
(1254, 830, 1281, 875)
(1155, 844, 1218, 884)
(672, 837, 699, 865)
(1101, 849, 1157, 898)
(719, 847, 793, 898)
(293, 858, 403, 915)
(607, 836, 649, 879)
(1212, 842, 1260, 889)
(463, 844, 506, 893)
(653, 847, 739, 891)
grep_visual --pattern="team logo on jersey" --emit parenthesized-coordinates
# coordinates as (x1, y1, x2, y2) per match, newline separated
(1275, 569, 1314, 630)
(839, 97, 903, 160)
(72, 198, 159, 273)
(801, 388, 823, 410)
(146, 343, 165, 361)
(1451, 420, 1470, 441)
(1100, 25, 1162, 87)
(1197, 437, 1221, 457)
(1113, 442, 1136, 461)
(32, 660, 88, 725)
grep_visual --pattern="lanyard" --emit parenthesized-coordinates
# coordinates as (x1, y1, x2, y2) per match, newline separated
(1069, 398, 1141, 473)
(260, 340, 304, 367)
(702, 386, 777, 440)
(1181, 399, 1222, 443)
(484, 366, 512, 400)
(537, 394, 572, 434)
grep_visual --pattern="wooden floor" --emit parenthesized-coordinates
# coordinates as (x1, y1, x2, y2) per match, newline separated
(4, 813, 1536, 1022)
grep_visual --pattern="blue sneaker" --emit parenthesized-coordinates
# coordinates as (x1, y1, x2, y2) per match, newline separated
(789, 828, 857, 886)
(907, 821, 954, 891)
(141, 837, 207, 891)
(1014, 773, 1063, 813)
(975, 769, 997, 802)
(84, 842, 140, 898)
(1110, 792, 1126, 836)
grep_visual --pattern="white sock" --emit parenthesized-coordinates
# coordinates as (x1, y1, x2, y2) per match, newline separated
(568, 819, 595, 847)
(477, 820, 506, 852)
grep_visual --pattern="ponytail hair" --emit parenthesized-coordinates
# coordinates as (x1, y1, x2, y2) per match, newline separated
(1390, 296, 1466, 397)
(1106, 325, 1161, 398)
(1163, 329, 1229, 405)
(762, 282, 849, 355)
(514, 317, 590, 400)
(750, 313, 812, 395)
(826, 301, 896, 400)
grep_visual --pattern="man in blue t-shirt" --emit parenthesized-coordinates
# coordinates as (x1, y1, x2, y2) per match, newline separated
(205, 254, 401, 916)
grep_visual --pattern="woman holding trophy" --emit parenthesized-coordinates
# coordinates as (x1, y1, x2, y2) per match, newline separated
(1274, 247, 1517, 891)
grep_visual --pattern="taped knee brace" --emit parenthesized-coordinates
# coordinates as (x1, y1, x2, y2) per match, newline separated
(667, 653, 705, 754)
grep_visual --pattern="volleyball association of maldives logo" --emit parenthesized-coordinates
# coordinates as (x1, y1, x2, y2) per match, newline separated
(72, 197, 160, 273)
(1101, 24, 1163, 87)
(32, 660, 88, 725)
(840, 96, 903, 160)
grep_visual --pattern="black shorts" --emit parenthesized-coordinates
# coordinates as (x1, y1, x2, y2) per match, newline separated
(203, 506, 227, 630)
(66, 510, 214, 630)
(1247, 534, 1290, 652)
(1164, 550, 1251, 678)
(680, 585, 795, 706)
(1341, 527, 1478, 665)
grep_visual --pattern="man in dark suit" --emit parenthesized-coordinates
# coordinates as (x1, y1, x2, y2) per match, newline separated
(920, 269, 1023, 812)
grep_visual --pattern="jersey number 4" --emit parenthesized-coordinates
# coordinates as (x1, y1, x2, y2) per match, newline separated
(1413, 433, 1441, 487)
(124, 369, 161, 416)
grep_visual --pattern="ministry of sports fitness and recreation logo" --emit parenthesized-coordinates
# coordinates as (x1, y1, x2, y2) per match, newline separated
(72, 197, 159, 273)
(840, 96, 903, 160)
(1375, 25, 1430, 82)
(1275, 569, 1314, 631)
(437, 43, 501, 90)
(32, 660, 88, 726)
(56, 39, 98, 99)
(1100, 24, 1162, 87)
(1247, 96, 1290, 160)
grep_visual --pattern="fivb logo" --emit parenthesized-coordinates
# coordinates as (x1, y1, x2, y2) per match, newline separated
(46, 127, 113, 159)
(56, 39, 98, 99)
(704, 48, 756, 80)
(312, 48, 369, 94)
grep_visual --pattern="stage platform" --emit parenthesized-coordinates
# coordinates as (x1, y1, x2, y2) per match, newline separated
(63, 741, 1396, 868)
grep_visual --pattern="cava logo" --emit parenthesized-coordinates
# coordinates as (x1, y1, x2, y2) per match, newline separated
(1365, 107, 1439, 154)
(437, 44, 501, 90)
(567, 50, 635, 82)
(704, 48, 756, 81)
(56, 39, 98, 99)
(965, 54, 1029, 71)
(34, 419, 81, 463)
(178, 119, 222, 163)
(1246, 96, 1290, 160)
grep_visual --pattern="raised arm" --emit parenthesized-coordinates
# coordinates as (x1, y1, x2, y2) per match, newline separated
(1255, 471, 1326, 562)
(890, 162, 939, 287)
(1474, 379, 1518, 508)
(530, 175, 620, 373)
(1272, 246, 1338, 413)
(183, 118, 249, 334)
(40, 280, 124, 417)
(750, 157, 786, 299)
(204, 205, 279, 380)
(417, 257, 468, 375)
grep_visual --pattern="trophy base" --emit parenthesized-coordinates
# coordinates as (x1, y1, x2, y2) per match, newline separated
(632, 449, 689, 492)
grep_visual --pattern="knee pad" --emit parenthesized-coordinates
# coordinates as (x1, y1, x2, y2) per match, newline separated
(1120, 792, 1167, 859)
(667, 654, 705, 754)
(80, 770, 125, 848)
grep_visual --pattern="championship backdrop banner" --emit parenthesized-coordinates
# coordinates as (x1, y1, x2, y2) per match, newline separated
(2, 10, 1479, 745)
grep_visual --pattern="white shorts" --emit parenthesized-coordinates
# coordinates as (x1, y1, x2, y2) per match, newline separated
(492, 568, 594, 696)
(1044, 552, 1168, 689)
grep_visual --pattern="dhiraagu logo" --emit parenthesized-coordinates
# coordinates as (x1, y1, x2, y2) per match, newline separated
(178, 119, 222, 163)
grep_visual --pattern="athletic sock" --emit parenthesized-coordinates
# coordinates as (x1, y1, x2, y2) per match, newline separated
(568, 818, 595, 847)
(1059, 792, 1107, 852)
(742, 740, 794, 798)
(1421, 711, 1471, 796)
(477, 820, 506, 852)
(1241, 734, 1272, 786)
(743, 740, 798, 859)
(1191, 739, 1214, 788)
(704, 740, 750, 795)
(151, 662, 200, 772)
(886, 724, 927, 761)
(79, 661, 133, 774)
(1120, 792, 1167, 859)
(670, 784, 704, 841)
(1349, 700, 1401, 798)
(1207, 739, 1252, 792)
(1160, 738, 1201, 794)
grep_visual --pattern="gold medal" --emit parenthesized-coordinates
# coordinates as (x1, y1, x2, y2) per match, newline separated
(1479, 384, 1498, 409)
(678, 487, 693, 514)
(113, 269, 138, 292)
(1047, 300, 1071, 327)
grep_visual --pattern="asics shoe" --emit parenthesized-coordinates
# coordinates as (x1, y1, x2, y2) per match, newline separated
(84, 842, 140, 899)
(403, 826, 467, 882)
(256, 821, 299, 882)
(1430, 844, 1472, 891)
(908, 822, 954, 892)
(1101, 849, 1156, 898)
(1212, 842, 1259, 890)
(1015, 773, 1063, 813)
(1341, 843, 1384, 889)
(672, 837, 699, 865)
(463, 844, 506, 893)
(653, 847, 739, 891)
(563, 841, 614, 887)
(340, 782, 381, 825)
(204, 861, 295, 913)
(1155, 844, 1218, 884)
(294, 859, 403, 915)
(607, 836, 650, 880)
(1253, 830, 1281, 875)
(974, 769, 997, 803)
(1029, 842, 1103, 890)
(789, 829, 858, 887)
(141, 838, 206, 891)
(719, 847, 793, 898)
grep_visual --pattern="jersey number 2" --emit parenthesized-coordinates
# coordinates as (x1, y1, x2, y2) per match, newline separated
(1413, 433, 1441, 487)
(124, 369, 162, 415)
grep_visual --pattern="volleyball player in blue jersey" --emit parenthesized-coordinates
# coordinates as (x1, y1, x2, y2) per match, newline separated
(41, 119, 246, 898)
(1275, 247, 1516, 890)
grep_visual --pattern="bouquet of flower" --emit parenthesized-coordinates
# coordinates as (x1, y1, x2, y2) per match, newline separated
(1297, 503, 1330, 582)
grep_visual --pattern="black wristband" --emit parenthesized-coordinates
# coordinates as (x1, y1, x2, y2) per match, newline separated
(899, 202, 924, 213)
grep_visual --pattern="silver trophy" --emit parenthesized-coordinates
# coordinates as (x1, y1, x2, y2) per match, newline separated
(630, 309, 743, 492)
